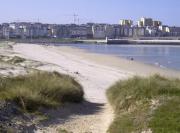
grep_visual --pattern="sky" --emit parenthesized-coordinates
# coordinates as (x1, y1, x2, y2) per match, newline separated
(0, 0, 180, 26)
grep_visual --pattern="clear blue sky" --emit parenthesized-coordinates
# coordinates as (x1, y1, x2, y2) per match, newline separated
(0, 0, 180, 26)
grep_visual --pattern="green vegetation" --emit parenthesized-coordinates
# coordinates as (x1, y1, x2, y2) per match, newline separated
(0, 43, 6, 48)
(107, 75, 180, 133)
(7, 38, 80, 44)
(8, 56, 26, 64)
(0, 55, 26, 64)
(58, 129, 71, 133)
(0, 71, 84, 112)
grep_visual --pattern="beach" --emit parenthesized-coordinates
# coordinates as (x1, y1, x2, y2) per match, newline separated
(1, 43, 180, 133)
(51, 45, 180, 78)
(13, 43, 130, 133)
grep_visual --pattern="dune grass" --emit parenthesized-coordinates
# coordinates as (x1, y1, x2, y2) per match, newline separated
(8, 56, 26, 64)
(58, 129, 70, 133)
(107, 75, 180, 133)
(0, 71, 84, 112)
(0, 55, 25, 64)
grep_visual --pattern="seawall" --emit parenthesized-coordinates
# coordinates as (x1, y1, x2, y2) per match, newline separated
(107, 39, 180, 45)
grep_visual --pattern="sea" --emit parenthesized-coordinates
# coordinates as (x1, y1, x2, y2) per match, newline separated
(56, 44, 180, 71)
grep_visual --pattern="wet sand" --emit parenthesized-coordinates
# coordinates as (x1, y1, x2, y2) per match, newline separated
(54, 45, 180, 79)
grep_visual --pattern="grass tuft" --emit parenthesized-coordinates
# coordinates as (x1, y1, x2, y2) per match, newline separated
(0, 71, 84, 112)
(107, 75, 180, 133)
(8, 56, 26, 64)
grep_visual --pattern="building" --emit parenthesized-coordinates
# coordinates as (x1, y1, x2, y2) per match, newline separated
(133, 27, 145, 37)
(86, 24, 93, 38)
(145, 27, 159, 37)
(138, 17, 153, 27)
(169, 27, 180, 36)
(0, 18, 179, 40)
(153, 21, 162, 27)
(122, 26, 133, 37)
(8, 22, 28, 38)
(105, 25, 115, 39)
(56, 25, 70, 38)
(31, 23, 43, 38)
(0, 25, 3, 38)
(113, 25, 122, 38)
(43, 24, 49, 37)
(92, 24, 106, 39)
(56, 24, 93, 39)
(159, 25, 170, 36)
(2, 23, 10, 39)
(119, 19, 133, 27)
(137, 21, 143, 27)
(111, 25, 134, 38)
(69, 24, 89, 38)
(48, 24, 58, 38)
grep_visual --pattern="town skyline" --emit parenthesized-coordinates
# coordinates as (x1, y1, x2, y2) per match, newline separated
(0, 17, 178, 27)
(0, 16, 180, 40)
(0, 0, 180, 26)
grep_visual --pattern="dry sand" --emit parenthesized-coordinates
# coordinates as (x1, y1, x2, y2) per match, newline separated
(10, 43, 180, 133)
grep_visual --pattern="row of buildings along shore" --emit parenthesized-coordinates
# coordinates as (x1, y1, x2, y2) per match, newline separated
(0, 17, 180, 39)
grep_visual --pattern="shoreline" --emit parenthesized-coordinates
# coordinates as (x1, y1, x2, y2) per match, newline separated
(13, 42, 180, 79)
(2, 38, 180, 45)
(50, 45, 180, 79)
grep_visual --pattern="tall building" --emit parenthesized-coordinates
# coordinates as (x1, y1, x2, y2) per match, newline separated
(138, 17, 153, 27)
(119, 19, 133, 26)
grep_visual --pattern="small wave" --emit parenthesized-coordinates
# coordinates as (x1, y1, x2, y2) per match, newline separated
(160, 65, 166, 69)
(155, 62, 159, 66)
(154, 62, 166, 69)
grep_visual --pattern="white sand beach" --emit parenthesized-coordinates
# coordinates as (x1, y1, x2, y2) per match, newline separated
(1, 43, 180, 133)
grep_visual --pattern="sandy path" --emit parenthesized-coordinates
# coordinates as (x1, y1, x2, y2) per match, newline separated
(13, 44, 132, 133)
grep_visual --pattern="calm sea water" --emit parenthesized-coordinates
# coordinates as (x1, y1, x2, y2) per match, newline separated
(56, 44, 180, 71)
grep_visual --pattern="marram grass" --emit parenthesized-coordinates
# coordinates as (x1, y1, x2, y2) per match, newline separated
(107, 75, 180, 133)
(0, 71, 84, 112)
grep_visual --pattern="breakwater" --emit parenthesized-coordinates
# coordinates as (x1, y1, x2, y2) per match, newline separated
(107, 39, 180, 45)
